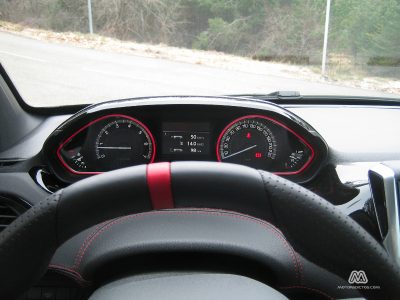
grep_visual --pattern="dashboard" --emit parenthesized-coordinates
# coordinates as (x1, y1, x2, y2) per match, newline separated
(3, 93, 400, 299)
(43, 97, 328, 183)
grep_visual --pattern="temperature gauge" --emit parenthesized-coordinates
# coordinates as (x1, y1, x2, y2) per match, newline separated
(285, 150, 305, 170)
(71, 151, 87, 170)
(59, 141, 90, 173)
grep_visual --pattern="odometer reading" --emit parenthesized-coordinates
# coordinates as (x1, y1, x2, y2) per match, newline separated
(218, 117, 277, 169)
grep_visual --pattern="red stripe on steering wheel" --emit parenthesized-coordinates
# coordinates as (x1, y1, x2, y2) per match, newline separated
(146, 163, 174, 210)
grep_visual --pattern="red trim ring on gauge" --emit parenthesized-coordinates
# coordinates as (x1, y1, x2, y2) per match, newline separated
(56, 114, 156, 175)
(216, 114, 315, 176)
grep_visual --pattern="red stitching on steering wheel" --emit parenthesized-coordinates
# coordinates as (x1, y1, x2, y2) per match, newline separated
(72, 221, 114, 269)
(71, 209, 302, 284)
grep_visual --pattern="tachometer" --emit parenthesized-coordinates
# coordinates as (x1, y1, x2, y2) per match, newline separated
(217, 116, 277, 169)
(94, 117, 155, 171)
(57, 114, 155, 175)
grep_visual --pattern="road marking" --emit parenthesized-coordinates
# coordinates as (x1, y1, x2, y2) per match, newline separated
(83, 67, 143, 80)
(0, 50, 47, 63)
(83, 67, 173, 86)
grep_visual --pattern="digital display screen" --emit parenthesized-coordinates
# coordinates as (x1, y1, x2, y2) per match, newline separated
(162, 122, 210, 155)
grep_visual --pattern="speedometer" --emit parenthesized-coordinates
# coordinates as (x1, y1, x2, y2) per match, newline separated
(217, 116, 277, 169)
(217, 115, 315, 174)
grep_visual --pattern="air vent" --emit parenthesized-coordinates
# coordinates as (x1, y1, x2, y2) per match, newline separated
(0, 195, 29, 233)
(0, 203, 18, 232)
(31, 168, 67, 193)
(0, 159, 22, 167)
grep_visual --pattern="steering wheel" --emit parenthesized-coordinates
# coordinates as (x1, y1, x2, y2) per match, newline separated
(0, 162, 399, 299)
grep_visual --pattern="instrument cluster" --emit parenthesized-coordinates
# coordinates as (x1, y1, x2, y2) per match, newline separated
(44, 97, 328, 183)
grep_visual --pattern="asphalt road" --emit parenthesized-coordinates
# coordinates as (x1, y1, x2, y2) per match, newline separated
(0, 31, 393, 107)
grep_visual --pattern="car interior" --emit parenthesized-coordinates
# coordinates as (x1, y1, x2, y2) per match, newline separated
(0, 59, 400, 300)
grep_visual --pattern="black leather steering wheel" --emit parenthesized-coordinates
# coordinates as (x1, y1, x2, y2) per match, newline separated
(0, 162, 399, 299)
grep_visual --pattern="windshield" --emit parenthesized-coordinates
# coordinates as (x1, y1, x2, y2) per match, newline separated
(0, 0, 399, 107)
